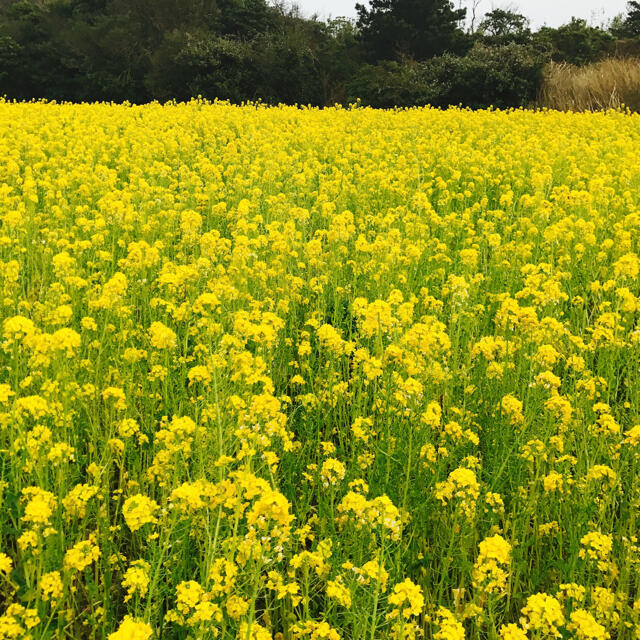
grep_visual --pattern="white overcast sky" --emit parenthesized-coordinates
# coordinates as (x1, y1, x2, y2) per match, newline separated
(290, 0, 629, 28)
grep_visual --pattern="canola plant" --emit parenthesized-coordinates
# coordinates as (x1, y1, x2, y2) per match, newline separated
(1, 100, 640, 640)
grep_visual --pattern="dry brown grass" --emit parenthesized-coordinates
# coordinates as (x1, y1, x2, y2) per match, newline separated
(538, 57, 640, 112)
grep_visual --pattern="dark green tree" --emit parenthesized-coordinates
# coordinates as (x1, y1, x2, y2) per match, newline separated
(478, 8, 530, 44)
(534, 18, 612, 65)
(620, 1, 640, 37)
(145, 31, 256, 103)
(316, 18, 362, 104)
(355, 0, 468, 62)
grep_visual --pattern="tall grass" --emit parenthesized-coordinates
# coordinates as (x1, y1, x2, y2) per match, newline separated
(538, 57, 640, 112)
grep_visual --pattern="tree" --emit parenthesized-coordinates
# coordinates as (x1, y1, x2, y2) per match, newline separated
(534, 18, 611, 65)
(355, 0, 468, 62)
(317, 18, 363, 104)
(0, 34, 21, 86)
(620, 1, 640, 37)
(608, 7, 640, 56)
(478, 8, 530, 44)
(608, 14, 627, 38)
(146, 31, 256, 102)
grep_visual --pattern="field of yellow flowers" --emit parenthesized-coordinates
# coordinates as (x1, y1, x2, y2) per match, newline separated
(1, 99, 640, 640)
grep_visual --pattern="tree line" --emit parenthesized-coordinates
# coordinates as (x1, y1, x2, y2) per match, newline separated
(1, 0, 640, 108)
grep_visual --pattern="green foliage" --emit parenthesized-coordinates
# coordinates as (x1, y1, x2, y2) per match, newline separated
(355, 0, 468, 61)
(0, 34, 21, 85)
(346, 60, 439, 108)
(426, 43, 548, 109)
(534, 18, 612, 65)
(146, 32, 254, 103)
(316, 18, 363, 105)
(477, 9, 531, 45)
(249, 13, 326, 105)
(349, 43, 547, 110)
(614, 1, 640, 38)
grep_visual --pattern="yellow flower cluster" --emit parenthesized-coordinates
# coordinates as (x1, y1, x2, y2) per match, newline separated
(520, 593, 565, 637)
(472, 534, 512, 595)
(108, 617, 153, 640)
(579, 531, 613, 572)
(388, 578, 424, 619)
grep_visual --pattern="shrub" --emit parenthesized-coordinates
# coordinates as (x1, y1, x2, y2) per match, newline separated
(350, 43, 547, 109)
(346, 60, 441, 108)
(422, 43, 547, 109)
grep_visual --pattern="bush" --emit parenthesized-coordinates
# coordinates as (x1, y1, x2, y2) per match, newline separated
(146, 32, 256, 103)
(346, 60, 441, 108)
(423, 43, 547, 109)
(350, 43, 547, 109)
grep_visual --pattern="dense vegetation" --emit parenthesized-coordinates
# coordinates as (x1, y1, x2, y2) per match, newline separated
(1, 0, 640, 108)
